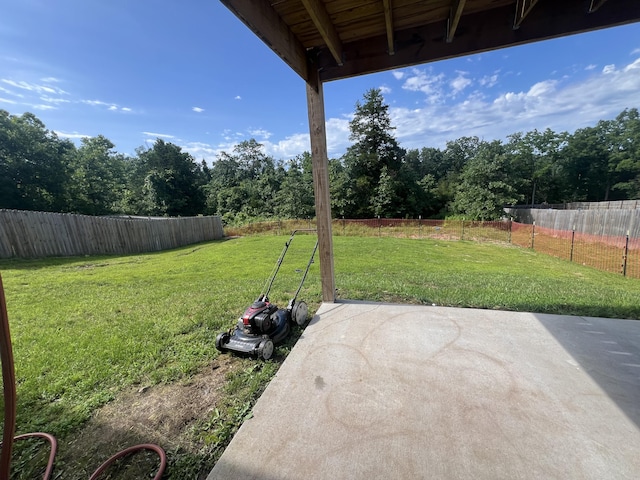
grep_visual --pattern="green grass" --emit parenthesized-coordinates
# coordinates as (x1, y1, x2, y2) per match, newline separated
(334, 238, 640, 318)
(0, 235, 638, 478)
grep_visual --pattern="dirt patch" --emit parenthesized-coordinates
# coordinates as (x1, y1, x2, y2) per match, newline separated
(60, 355, 239, 478)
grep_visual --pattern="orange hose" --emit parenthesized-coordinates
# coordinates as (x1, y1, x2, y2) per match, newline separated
(89, 443, 167, 480)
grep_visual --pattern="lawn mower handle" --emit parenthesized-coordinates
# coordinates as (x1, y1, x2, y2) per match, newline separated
(261, 229, 316, 300)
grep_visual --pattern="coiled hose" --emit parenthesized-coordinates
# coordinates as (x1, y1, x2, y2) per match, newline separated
(0, 274, 167, 479)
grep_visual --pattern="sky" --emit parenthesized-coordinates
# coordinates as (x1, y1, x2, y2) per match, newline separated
(1, 0, 640, 165)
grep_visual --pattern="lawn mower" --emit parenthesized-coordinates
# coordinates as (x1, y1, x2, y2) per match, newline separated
(215, 230, 318, 360)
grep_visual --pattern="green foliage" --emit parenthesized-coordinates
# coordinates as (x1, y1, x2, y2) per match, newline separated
(2, 104, 640, 222)
(69, 135, 127, 215)
(0, 110, 74, 212)
(452, 140, 523, 220)
(342, 88, 405, 217)
(132, 139, 207, 216)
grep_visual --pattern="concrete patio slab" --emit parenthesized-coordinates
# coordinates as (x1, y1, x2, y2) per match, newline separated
(207, 302, 640, 479)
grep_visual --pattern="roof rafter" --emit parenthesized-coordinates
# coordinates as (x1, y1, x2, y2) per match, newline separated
(300, 0, 344, 66)
(513, 0, 540, 29)
(446, 0, 467, 43)
(589, 0, 610, 13)
(220, 0, 310, 82)
(382, 0, 395, 55)
(316, 0, 640, 82)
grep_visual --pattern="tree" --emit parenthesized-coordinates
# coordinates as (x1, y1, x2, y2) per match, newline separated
(506, 129, 568, 205)
(436, 137, 481, 215)
(397, 148, 444, 217)
(275, 153, 315, 218)
(342, 88, 405, 217)
(0, 110, 74, 212)
(206, 139, 283, 222)
(610, 108, 640, 199)
(69, 135, 126, 215)
(132, 139, 206, 216)
(452, 140, 522, 220)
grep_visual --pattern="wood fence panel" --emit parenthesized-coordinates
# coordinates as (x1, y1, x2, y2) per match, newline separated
(0, 210, 224, 259)
(505, 208, 640, 238)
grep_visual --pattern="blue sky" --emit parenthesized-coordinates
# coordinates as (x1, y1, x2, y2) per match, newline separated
(2, 0, 640, 164)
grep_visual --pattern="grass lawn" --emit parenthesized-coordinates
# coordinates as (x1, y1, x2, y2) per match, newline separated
(1, 235, 638, 478)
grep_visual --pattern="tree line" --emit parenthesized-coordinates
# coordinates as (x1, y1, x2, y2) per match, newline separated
(1, 91, 639, 222)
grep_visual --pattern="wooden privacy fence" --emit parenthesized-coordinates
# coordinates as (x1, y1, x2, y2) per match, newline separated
(227, 218, 639, 279)
(0, 210, 224, 259)
(504, 207, 640, 237)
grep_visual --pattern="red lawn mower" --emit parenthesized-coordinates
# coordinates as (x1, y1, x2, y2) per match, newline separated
(215, 230, 318, 360)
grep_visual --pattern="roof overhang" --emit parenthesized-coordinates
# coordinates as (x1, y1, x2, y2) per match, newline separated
(221, 0, 640, 84)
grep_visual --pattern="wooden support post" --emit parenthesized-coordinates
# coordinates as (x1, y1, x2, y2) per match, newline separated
(306, 76, 336, 302)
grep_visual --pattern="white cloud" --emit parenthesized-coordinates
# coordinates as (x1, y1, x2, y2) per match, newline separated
(83, 99, 131, 112)
(40, 95, 70, 104)
(0, 97, 17, 104)
(325, 116, 351, 157)
(479, 74, 498, 87)
(527, 80, 556, 97)
(249, 128, 272, 139)
(0, 85, 23, 97)
(450, 73, 472, 95)
(54, 130, 90, 139)
(602, 64, 616, 74)
(192, 106, 204, 112)
(142, 131, 175, 139)
(401, 68, 446, 104)
(1, 79, 67, 95)
(379, 85, 392, 95)
(83, 99, 113, 107)
(585, 64, 597, 71)
(392, 71, 404, 80)
(31, 104, 56, 110)
(234, 95, 242, 100)
(624, 57, 640, 72)
(262, 133, 310, 159)
(181, 141, 218, 161)
(40, 77, 62, 83)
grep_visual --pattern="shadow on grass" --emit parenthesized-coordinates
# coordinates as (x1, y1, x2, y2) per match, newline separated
(0, 238, 235, 271)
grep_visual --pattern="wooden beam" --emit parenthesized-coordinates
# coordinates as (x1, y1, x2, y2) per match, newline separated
(306, 74, 336, 302)
(221, 0, 310, 82)
(446, 0, 467, 43)
(514, 0, 540, 29)
(589, 0, 609, 13)
(318, 0, 640, 82)
(382, 0, 395, 55)
(301, 0, 344, 66)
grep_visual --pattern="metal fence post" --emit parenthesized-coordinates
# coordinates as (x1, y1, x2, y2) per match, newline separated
(461, 220, 465, 241)
(623, 230, 630, 277)
(342, 216, 345, 236)
(378, 216, 381, 237)
(570, 228, 575, 262)
(419, 215, 422, 238)
(531, 221, 536, 250)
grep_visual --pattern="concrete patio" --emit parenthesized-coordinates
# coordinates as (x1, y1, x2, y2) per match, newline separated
(207, 301, 640, 479)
